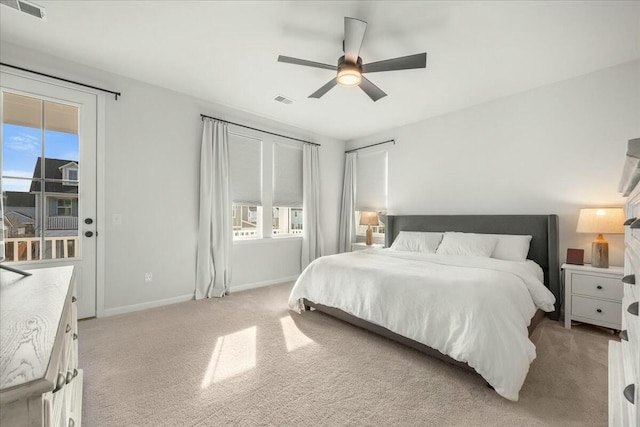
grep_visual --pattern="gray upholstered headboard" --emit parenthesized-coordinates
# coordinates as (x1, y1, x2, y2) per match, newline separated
(385, 215, 560, 320)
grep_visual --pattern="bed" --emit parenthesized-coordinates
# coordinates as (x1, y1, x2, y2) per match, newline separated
(288, 214, 560, 401)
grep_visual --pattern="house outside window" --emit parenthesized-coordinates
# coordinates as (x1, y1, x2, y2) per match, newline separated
(60, 161, 79, 186)
(232, 205, 260, 238)
(272, 207, 303, 236)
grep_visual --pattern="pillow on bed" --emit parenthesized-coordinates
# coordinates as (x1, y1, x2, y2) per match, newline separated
(390, 231, 443, 253)
(487, 234, 533, 262)
(435, 232, 498, 257)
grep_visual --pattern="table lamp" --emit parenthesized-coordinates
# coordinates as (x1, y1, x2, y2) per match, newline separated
(360, 211, 379, 245)
(576, 208, 625, 268)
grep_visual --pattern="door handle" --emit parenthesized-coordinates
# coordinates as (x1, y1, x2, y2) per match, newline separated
(85, 231, 94, 238)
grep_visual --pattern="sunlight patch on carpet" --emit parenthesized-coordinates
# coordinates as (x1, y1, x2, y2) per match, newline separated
(280, 316, 314, 352)
(201, 326, 256, 387)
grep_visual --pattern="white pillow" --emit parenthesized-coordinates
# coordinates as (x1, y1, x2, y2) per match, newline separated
(487, 234, 533, 262)
(390, 231, 443, 253)
(435, 232, 498, 257)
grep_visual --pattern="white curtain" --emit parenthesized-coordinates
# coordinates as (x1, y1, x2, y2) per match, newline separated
(338, 152, 357, 253)
(301, 143, 323, 269)
(195, 119, 232, 299)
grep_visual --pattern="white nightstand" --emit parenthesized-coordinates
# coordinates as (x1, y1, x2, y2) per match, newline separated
(562, 263, 624, 330)
(351, 242, 384, 252)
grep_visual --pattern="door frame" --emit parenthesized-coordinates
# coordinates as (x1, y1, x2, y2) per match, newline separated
(1, 65, 107, 318)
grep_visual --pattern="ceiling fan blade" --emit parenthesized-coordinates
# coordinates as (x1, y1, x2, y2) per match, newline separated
(362, 53, 427, 73)
(344, 17, 367, 64)
(309, 78, 338, 99)
(278, 55, 336, 71)
(359, 76, 387, 102)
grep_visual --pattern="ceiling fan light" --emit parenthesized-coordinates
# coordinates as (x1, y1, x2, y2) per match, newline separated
(337, 66, 362, 86)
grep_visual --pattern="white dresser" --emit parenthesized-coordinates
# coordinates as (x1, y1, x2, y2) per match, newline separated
(0, 266, 83, 427)
(611, 138, 640, 427)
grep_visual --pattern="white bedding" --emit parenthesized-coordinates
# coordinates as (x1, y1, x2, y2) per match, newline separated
(288, 248, 556, 401)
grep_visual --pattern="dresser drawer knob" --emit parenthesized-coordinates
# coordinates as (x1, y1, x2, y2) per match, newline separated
(72, 296, 77, 303)
(73, 368, 78, 378)
(624, 217, 637, 226)
(623, 384, 635, 404)
(628, 301, 639, 316)
(596, 285, 603, 290)
(630, 219, 640, 228)
(622, 274, 636, 285)
(53, 373, 66, 393)
(73, 333, 78, 341)
(596, 308, 603, 313)
(620, 330, 629, 341)
(69, 417, 75, 427)
(66, 324, 71, 333)
(66, 371, 73, 384)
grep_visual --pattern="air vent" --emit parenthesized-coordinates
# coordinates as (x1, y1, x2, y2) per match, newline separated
(274, 95, 293, 105)
(0, 0, 46, 19)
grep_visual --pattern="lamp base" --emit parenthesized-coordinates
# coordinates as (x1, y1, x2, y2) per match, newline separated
(366, 226, 373, 245)
(591, 234, 609, 268)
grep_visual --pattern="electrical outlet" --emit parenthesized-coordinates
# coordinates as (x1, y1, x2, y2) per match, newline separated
(144, 272, 153, 283)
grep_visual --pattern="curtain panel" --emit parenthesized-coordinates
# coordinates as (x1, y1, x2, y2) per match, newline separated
(301, 143, 323, 268)
(338, 152, 357, 253)
(195, 119, 233, 299)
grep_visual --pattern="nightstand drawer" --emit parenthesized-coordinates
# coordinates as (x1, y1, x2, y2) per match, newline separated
(572, 273, 624, 300)
(572, 295, 622, 325)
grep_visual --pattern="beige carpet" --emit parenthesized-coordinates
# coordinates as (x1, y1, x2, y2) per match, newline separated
(79, 283, 613, 426)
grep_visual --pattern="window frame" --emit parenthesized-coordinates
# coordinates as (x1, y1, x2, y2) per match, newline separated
(56, 198, 73, 217)
(229, 128, 303, 242)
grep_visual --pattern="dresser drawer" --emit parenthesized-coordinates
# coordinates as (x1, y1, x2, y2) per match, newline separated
(571, 273, 624, 300)
(571, 295, 622, 326)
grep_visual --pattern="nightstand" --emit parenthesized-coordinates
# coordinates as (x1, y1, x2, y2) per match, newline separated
(562, 263, 624, 330)
(351, 242, 384, 252)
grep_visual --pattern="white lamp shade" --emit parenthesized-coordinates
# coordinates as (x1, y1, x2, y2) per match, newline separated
(359, 211, 379, 226)
(576, 208, 625, 234)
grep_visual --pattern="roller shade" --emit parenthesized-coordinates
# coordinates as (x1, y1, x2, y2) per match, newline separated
(229, 132, 262, 206)
(356, 150, 387, 211)
(3, 92, 79, 134)
(273, 142, 303, 207)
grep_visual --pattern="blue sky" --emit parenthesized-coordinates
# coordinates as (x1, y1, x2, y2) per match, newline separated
(2, 124, 79, 192)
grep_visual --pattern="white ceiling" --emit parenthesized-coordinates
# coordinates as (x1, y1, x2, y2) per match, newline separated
(1, 1, 639, 140)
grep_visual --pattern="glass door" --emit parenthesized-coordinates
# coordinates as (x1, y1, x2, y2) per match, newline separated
(1, 72, 97, 318)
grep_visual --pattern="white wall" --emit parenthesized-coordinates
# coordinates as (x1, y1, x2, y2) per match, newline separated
(347, 60, 640, 267)
(1, 41, 345, 315)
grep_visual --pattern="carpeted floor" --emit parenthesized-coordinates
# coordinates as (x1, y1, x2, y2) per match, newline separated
(79, 282, 613, 426)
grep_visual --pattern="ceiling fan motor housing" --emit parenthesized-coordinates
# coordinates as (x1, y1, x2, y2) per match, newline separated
(337, 55, 363, 86)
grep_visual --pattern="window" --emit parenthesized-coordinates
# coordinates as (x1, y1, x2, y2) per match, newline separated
(273, 207, 303, 236)
(227, 128, 305, 240)
(232, 205, 260, 238)
(68, 169, 78, 181)
(57, 199, 72, 216)
(355, 149, 388, 242)
(229, 132, 262, 240)
(272, 142, 303, 236)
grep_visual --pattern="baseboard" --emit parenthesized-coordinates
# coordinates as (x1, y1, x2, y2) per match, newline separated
(230, 275, 299, 293)
(103, 293, 194, 317)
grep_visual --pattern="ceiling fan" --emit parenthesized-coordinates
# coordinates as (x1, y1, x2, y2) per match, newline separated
(278, 17, 427, 102)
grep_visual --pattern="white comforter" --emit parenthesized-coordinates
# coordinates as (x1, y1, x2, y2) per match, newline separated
(288, 249, 556, 401)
